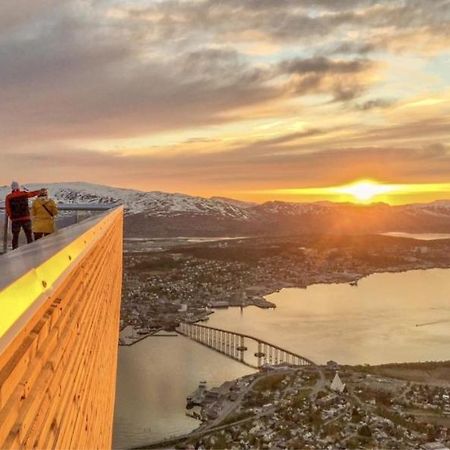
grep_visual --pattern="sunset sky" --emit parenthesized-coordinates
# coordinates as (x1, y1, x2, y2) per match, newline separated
(1, 0, 450, 203)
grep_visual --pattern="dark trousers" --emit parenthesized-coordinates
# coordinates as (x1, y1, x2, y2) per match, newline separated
(33, 232, 50, 240)
(11, 220, 33, 249)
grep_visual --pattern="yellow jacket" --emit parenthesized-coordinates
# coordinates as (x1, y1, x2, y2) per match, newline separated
(31, 198, 58, 233)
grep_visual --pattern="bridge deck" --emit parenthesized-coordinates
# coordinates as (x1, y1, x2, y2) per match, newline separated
(179, 322, 316, 368)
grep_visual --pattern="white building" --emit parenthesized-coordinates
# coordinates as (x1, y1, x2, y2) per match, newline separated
(330, 372, 346, 393)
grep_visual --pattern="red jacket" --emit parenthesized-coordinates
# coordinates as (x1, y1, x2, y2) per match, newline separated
(5, 190, 41, 222)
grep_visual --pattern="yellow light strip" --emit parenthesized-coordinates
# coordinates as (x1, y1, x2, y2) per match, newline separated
(254, 181, 450, 196)
(0, 208, 122, 340)
(248, 181, 450, 203)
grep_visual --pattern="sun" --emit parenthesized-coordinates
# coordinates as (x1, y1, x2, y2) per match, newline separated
(249, 179, 450, 204)
(335, 180, 395, 203)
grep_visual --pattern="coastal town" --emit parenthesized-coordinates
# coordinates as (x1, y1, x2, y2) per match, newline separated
(154, 361, 450, 450)
(121, 234, 450, 450)
(120, 234, 450, 338)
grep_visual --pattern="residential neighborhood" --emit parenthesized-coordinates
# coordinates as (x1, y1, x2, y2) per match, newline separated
(120, 235, 450, 338)
(180, 363, 450, 450)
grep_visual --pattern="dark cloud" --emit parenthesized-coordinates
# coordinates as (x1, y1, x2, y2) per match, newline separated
(0, 0, 449, 192)
(279, 57, 374, 101)
(0, 17, 377, 144)
(329, 41, 377, 56)
(0, 22, 279, 141)
(122, 0, 450, 50)
(0, 1, 61, 34)
(355, 98, 396, 110)
(280, 57, 370, 75)
(0, 0, 447, 139)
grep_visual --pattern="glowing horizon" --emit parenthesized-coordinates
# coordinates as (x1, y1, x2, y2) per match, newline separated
(246, 180, 450, 205)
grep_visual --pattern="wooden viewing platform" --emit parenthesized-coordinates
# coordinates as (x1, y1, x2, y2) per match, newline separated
(0, 207, 123, 449)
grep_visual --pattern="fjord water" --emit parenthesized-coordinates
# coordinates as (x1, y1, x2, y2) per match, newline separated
(113, 337, 254, 448)
(208, 268, 450, 365)
(381, 232, 450, 240)
(114, 268, 450, 447)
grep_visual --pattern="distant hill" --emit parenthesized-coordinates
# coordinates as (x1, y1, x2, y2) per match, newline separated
(1, 182, 450, 237)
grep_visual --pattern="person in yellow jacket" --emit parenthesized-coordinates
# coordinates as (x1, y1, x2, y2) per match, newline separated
(31, 189, 59, 240)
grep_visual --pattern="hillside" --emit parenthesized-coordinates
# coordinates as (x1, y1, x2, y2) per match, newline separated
(1, 182, 450, 237)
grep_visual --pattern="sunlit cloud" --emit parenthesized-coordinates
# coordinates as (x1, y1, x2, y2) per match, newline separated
(399, 97, 448, 109)
(0, 0, 449, 201)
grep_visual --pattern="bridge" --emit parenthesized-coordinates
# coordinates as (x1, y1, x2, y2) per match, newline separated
(178, 322, 315, 369)
(0, 207, 123, 449)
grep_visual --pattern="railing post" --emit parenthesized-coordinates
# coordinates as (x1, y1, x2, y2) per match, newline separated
(257, 342, 262, 367)
(3, 214, 8, 254)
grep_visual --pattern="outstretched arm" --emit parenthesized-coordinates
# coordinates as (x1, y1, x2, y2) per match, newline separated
(26, 190, 43, 198)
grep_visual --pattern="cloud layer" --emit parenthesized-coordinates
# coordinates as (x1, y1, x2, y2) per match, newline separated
(0, 0, 449, 200)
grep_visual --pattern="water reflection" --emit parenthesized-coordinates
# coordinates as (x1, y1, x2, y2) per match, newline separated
(381, 232, 450, 240)
(207, 268, 450, 365)
(113, 336, 254, 449)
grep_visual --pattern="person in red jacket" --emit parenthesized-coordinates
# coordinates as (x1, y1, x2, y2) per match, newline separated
(5, 181, 44, 249)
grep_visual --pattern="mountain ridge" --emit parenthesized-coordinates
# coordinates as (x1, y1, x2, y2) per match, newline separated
(1, 182, 450, 237)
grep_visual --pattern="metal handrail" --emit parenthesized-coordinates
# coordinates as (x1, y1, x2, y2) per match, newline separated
(1, 203, 119, 254)
(0, 203, 119, 211)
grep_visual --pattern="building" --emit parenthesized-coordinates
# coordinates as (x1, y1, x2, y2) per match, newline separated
(330, 372, 346, 393)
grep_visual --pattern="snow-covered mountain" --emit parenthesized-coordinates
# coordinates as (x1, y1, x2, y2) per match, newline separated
(0, 182, 252, 219)
(210, 196, 257, 209)
(404, 200, 450, 218)
(1, 182, 450, 237)
(252, 200, 334, 216)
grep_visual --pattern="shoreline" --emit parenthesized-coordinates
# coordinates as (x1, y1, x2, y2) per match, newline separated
(131, 360, 450, 450)
(117, 264, 450, 449)
(120, 263, 450, 347)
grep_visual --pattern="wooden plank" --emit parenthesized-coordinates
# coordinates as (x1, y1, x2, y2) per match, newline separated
(26, 229, 118, 450)
(0, 210, 122, 450)
(14, 251, 108, 447)
(60, 229, 121, 449)
(0, 232, 107, 436)
(0, 241, 103, 409)
(52, 216, 122, 450)
(0, 243, 107, 448)
(43, 239, 118, 449)
(68, 255, 120, 448)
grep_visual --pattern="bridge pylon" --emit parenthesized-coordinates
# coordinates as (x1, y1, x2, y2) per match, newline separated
(177, 322, 315, 369)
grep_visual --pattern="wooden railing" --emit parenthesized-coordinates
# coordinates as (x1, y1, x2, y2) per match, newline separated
(0, 207, 123, 449)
